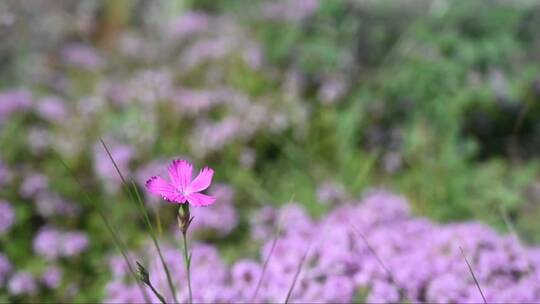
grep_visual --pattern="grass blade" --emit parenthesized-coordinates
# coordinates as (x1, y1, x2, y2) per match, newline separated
(98, 212, 151, 303)
(284, 243, 311, 304)
(348, 220, 395, 282)
(499, 206, 518, 236)
(460, 246, 487, 304)
(100, 138, 178, 303)
(132, 180, 179, 299)
(251, 196, 296, 302)
(251, 223, 282, 302)
(499, 206, 540, 284)
(55, 152, 151, 303)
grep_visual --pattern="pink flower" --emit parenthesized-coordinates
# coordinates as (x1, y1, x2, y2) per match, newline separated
(145, 159, 215, 206)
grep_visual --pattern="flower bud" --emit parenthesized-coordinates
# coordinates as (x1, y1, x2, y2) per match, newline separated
(178, 204, 193, 235)
(136, 261, 149, 285)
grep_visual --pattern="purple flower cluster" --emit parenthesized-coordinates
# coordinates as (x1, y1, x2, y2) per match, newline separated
(184, 184, 238, 237)
(34, 192, 80, 218)
(318, 75, 347, 105)
(188, 97, 301, 157)
(0, 253, 12, 286)
(34, 95, 68, 123)
(33, 226, 89, 260)
(19, 172, 49, 199)
(316, 181, 348, 205)
(18, 172, 79, 218)
(104, 189, 540, 303)
(26, 127, 51, 154)
(0, 201, 15, 235)
(0, 89, 32, 123)
(0, 261, 64, 296)
(0, 160, 12, 187)
(167, 11, 210, 39)
(170, 88, 225, 117)
(41, 266, 63, 289)
(8, 271, 37, 296)
(4, 5, 310, 167)
(61, 43, 105, 71)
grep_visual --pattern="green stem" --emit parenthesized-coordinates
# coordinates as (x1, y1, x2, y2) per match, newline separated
(157, 207, 163, 236)
(131, 181, 178, 303)
(147, 282, 167, 304)
(181, 231, 193, 304)
(56, 153, 152, 303)
(101, 139, 177, 303)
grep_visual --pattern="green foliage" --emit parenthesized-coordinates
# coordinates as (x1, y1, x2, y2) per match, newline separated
(244, 0, 540, 235)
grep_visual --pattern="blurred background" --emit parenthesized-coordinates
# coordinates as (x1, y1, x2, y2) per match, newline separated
(2, 0, 540, 302)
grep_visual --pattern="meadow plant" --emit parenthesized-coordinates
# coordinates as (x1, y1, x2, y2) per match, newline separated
(145, 159, 216, 303)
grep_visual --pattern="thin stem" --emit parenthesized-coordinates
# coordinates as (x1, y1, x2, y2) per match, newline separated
(132, 181, 178, 302)
(348, 219, 408, 300)
(181, 231, 193, 304)
(137, 261, 167, 304)
(252, 219, 284, 302)
(99, 211, 151, 303)
(284, 244, 311, 304)
(147, 283, 167, 304)
(460, 246, 487, 304)
(252, 195, 292, 302)
(55, 152, 151, 303)
(499, 206, 540, 284)
(157, 207, 163, 236)
(348, 220, 395, 281)
(100, 138, 178, 303)
(251, 235, 278, 302)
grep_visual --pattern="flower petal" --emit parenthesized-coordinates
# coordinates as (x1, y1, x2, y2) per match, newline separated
(168, 159, 192, 190)
(186, 192, 216, 207)
(145, 176, 184, 203)
(189, 167, 214, 192)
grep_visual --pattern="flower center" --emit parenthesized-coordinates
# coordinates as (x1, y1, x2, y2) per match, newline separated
(179, 185, 192, 196)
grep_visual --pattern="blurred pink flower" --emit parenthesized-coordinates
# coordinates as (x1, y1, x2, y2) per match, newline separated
(146, 159, 215, 206)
